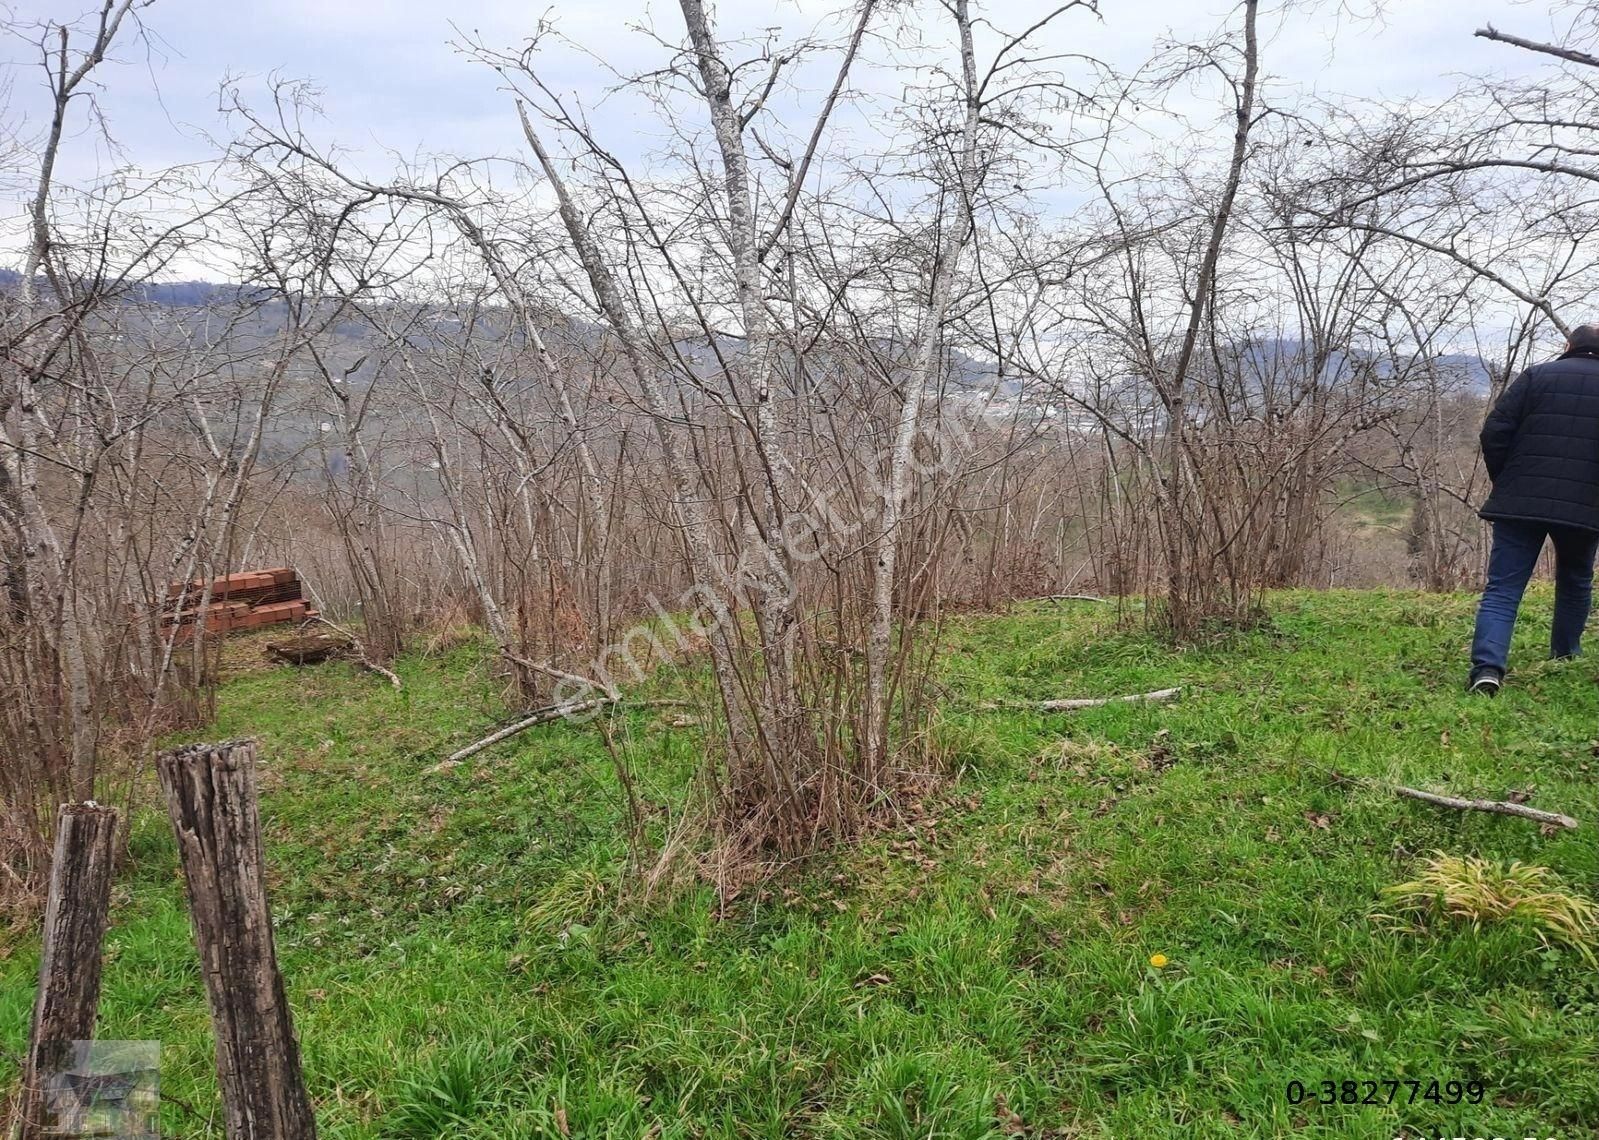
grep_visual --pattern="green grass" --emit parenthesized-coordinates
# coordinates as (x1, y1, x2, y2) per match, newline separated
(1336, 478, 1414, 532)
(4, 590, 1599, 1138)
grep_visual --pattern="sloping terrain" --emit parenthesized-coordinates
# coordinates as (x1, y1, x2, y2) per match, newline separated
(3, 590, 1597, 1138)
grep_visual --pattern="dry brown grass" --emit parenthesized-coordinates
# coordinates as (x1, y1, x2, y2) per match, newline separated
(1377, 851, 1599, 962)
(1040, 737, 1127, 770)
(421, 599, 478, 656)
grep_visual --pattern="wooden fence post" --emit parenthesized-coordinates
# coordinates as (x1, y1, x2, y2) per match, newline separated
(16, 801, 119, 1140)
(157, 739, 317, 1140)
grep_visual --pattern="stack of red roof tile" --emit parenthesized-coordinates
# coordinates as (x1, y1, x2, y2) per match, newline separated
(163, 568, 318, 638)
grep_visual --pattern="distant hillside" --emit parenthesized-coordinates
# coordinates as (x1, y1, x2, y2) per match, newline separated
(1, 268, 1503, 399)
(0, 268, 261, 308)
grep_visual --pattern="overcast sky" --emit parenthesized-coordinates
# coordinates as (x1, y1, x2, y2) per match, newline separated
(0, 0, 1572, 268)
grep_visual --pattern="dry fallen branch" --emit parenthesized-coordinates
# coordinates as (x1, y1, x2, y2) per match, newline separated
(305, 616, 402, 689)
(1391, 784, 1580, 830)
(1325, 768, 1582, 831)
(352, 655, 403, 690)
(434, 697, 616, 771)
(505, 652, 620, 700)
(1039, 686, 1183, 712)
(979, 686, 1183, 712)
(433, 696, 698, 772)
(1029, 594, 1108, 603)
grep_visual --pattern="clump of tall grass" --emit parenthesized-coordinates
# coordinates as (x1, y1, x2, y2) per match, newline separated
(523, 865, 613, 942)
(381, 1040, 523, 1137)
(1377, 851, 1598, 962)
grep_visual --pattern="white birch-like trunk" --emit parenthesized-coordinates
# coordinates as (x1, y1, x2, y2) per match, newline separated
(864, 0, 984, 777)
(2, 2, 141, 798)
(517, 108, 762, 762)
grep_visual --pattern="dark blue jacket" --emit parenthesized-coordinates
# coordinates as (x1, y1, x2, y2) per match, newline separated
(1480, 349, 1599, 532)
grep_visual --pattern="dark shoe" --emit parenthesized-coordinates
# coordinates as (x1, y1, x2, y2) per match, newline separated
(1468, 667, 1504, 696)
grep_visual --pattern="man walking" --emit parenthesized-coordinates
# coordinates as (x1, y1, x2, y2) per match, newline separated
(1469, 323, 1599, 695)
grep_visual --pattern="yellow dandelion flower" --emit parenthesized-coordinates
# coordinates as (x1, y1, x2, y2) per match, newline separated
(1149, 953, 1169, 969)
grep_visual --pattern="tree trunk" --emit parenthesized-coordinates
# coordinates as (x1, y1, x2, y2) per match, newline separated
(157, 740, 317, 1140)
(517, 109, 763, 766)
(1156, 0, 1259, 639)
(16, 802, 119, 1140)
(865, 0, 984, 777)
(678, 0, 812, 832)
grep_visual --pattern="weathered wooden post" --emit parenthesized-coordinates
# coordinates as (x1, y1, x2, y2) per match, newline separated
(157, 739, 317, 1140)
(16, 801, 119, 1140)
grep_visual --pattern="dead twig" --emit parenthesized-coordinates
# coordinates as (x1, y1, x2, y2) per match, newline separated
(305, 615, 402, 689)
(433, 697, 616, 771)
(1039, 686, 1183, 712)
(979, 686, 1183, 712)
(503, 652, 620, 700)
(1029, 594, 1108, 603)
(1391, 783, 1580, 830)
(1325, 767, 1582, 830)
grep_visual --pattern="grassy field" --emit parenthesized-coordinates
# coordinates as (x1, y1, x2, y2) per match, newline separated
(4, 589, 1598, 1139)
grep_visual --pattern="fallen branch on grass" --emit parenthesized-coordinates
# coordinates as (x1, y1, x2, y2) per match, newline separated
(980, 686, 1183, 712)
(504, 652, 621, 700)
(433, 697, 616, 771)
(1391, 784, 1580, 830)
(1038, 686, 1182, 712)
(1326, 768, 1582, 830)
(304, 616, 402, 689)
(1029, 594, 1108, 603)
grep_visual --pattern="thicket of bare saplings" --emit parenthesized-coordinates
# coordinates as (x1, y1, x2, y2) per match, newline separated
(3, 0, 1597, 902)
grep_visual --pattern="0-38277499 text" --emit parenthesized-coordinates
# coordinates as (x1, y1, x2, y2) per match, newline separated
(1283, 1081, 1556, 1140)
(1286, 1080, 1485, 1107)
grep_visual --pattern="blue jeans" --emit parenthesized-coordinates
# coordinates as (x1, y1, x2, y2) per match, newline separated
(1471, 520, 1599, 674)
